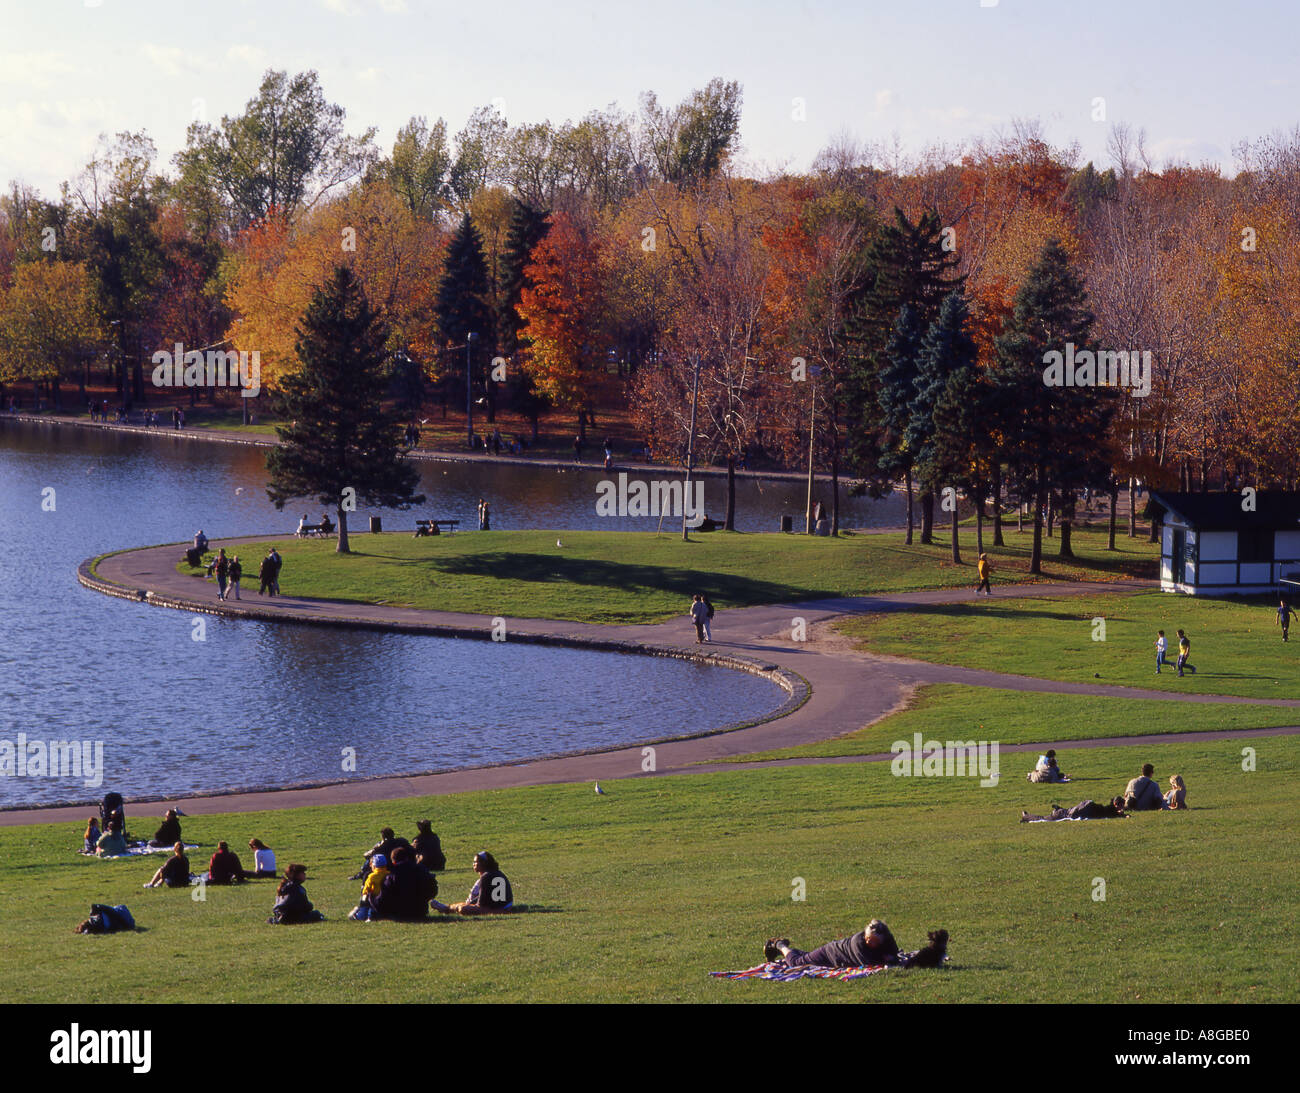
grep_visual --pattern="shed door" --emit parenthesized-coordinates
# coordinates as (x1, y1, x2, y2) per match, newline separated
(1171, 528, 1186, 584)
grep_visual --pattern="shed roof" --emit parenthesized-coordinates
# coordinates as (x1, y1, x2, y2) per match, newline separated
(1149, 491, 1300, 529)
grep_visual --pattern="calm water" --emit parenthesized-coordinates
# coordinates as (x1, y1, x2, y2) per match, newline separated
(0, 419, 848, 807)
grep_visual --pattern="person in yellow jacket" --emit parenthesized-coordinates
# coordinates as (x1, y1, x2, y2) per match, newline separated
(975, 553, 992, 596)
(349, 854, 390, 920)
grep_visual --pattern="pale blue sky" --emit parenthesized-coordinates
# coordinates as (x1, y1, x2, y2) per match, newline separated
(1, 0, 1295, 195)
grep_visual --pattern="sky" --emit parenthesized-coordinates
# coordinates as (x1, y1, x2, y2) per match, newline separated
(1, 0, 1297, 196)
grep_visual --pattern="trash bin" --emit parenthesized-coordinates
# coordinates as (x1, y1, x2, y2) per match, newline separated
(369, 516, 382, 534)
(780, 515, 793, 533)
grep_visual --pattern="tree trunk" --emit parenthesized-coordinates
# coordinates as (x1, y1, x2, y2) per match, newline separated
(1127, 477, 1136, 537)
(951, 502, 961, 564)
(1107, 483, 1118, 550)
(1046, 493, 1054, 537)
(1031, 483, 1045, 575)
(1059, 516, 1074, 558)
(919, 491, 934, 544)
(903, 469, 914, 545)
(976, 498, 984, 555)
(529, 411, 540, 444)
(336, 506, 350, 554)
(830, 443, 840, 536)
(992, 467, 1004, 546)
(724, 455, 736, 531)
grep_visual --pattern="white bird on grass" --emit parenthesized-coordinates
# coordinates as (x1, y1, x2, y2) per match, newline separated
(594, 782, 606, 795)
(556, 539, 563, 548)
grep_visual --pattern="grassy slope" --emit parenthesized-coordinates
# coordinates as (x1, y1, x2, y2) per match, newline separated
(4, 734, 1294, 1004)
(721, 683, 1300, 763)
(174, 527, 1157, 625)
(836, 591, 1299, 700)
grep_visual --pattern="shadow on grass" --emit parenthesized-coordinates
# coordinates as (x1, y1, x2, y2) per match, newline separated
(431, 552, 837, 606)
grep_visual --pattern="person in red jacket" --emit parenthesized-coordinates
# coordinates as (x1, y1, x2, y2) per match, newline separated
(207, 840, 248, 884)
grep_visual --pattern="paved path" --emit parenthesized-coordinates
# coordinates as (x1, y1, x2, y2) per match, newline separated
(5, 539, 1289, 825)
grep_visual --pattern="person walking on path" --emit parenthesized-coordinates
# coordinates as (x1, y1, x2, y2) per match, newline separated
(211, 548, 230, 601)
(603, 437, 613, 471)
(1279, 600, 1293, 642)
(1175, 629, 1195, 677)
(573, 435, 583, 464)
(690, 594, 709, 644)
(229, 556, 243, 601)
(702, 594, 716, 642)
(258, 552, 274, 596)
(269, 548, 282, 595)
(1154, 630, 1168, 673)
(975, 553, 992, 596)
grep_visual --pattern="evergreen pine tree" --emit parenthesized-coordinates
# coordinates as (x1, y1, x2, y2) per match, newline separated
(266, 265, 424, 553)
(436, 213, 496, 432)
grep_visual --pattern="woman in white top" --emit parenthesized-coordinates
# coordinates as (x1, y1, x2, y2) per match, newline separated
(248, 838, 277, 878)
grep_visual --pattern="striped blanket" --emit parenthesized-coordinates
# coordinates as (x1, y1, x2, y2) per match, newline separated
(711, 961, 893, 982)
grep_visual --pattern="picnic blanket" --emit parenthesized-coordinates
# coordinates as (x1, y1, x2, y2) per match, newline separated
(80, 841, 199, 858)
(711, 961, 893, 982)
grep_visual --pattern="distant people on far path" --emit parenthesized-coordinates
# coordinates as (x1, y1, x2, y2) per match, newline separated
(975, 553, 992, 595)
(249, 838, 277, 877)
(145, 843, 191, 888)
(1175, 629, 1195, 677)
(207, 840, 248, 884)
(690, 594, 709, 644)
(269, 864, 323, 924)
(83, 817, 100, 853)
(1154, 630, 1168, 673)
(1279, 600, 1293, 642)
(148, 808, 182, 848)
(1165, 774, 1188, 809)
(603, 437, 613, 471)
(431, 850, 513, 915)
(1123, 763, 1166, 811)
(573, 435, 583, 463)
(1020, 798, 1127, 823)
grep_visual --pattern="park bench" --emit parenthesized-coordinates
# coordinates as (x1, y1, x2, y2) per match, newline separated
(414, 519, 459, 537)
(295, 523, 332, 538)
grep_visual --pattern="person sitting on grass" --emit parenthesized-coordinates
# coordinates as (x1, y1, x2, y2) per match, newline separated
(146, 843, 191, 888)
(1123, 763, 1166, 811)
(1029, 749, 1068, 783)
(431, 850, 513, 916)
(248, 838, 277, 877)
(764, 918, 901, 967)
(83, 817, 100, 854)
(269, 864, 323, 924)
(412, 820, 445, 872)
(1020, 798, 1127, 822)
(148, 808, 182, 848)
(1165, 774, 1188, 810)
(349, 853, 390, 921)
(372, 846, 436, 921)
(350, 827, 411, 880)
(96, 820, 127, 857)
(207, 840, 248, 884)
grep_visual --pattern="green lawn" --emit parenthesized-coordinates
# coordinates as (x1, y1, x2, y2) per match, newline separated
(720, 683, 1300, 763)
(836, 591, 1299, 700)
(171, 527, 1157, 625)
(3, 734, 1295, 1003)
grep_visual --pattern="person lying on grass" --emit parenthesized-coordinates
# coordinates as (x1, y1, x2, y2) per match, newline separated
(431, 850, 513, 915)
(145, 843, 190, 888)
(268, 864, 323, 924)
(1020, 798, 1127, 822)
(764, 918, 900, 967)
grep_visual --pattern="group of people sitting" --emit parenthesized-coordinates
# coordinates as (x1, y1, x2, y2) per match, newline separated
(1020, 762, 1188, 823)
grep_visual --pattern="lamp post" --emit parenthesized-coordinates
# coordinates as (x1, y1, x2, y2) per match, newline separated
(465, 332, 477, 449)
(805, 365, 822, 534)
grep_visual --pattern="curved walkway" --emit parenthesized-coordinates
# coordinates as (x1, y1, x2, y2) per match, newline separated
(4, 538, 1292, 825)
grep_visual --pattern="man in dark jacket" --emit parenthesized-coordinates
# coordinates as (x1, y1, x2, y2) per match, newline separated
(371, 847, 435, 920)
(766, 919, 901, 967)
